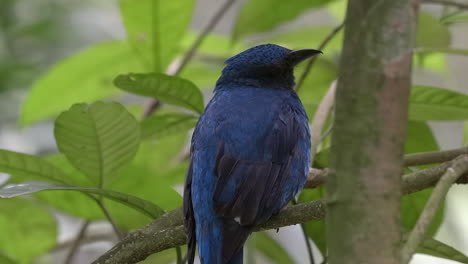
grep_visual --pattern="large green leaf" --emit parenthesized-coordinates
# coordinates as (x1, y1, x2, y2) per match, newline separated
(54, 101, 140, 187)
(254, 232, 295, 264)
(114, 73, 204, 114)
(138, 248, 181, 264)
(0, 181, 165, 219)
(0, 252, 17, 264)
(233, 0, 335, 39)
(417, 236, 468, 263)
(141, 111, 198, 140)
(21, 41, 143, 126)
(409, 86, 468, 121)
(464, 122, 468, 145)
(441, 12, 468, 25)
(119, 0, 194, 72)
(417, 12, 451, 49)
(404, 121, 439, 154)
(0, 150, 72, 185)
(37, 139, 185, 230)
(0, 198, 56, 264)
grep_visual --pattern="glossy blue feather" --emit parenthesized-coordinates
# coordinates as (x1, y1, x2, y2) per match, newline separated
(184, 44, 315, 264)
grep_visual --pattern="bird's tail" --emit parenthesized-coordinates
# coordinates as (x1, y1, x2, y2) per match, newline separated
(197, 218, 251, 264)
(221, 218, 251, 264)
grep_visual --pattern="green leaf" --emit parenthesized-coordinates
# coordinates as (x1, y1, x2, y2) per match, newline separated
(441, 12, 468, 25)
(417, 12, 451, 49)
(417, 236, 468, 263)
(38, 138, 185, 229)
(404, 121, 438, 154)
(326, 0, 347, 21)
(21, 41, 144, 126)
(0, 252, 17, 264)
(119, 0, 194, 72)
(54, 101, 140, 187)
(138, 248, 183, 264)
(298, 188, 326, 254)
(114, 73, 204, 114)
(464, 122, 468, 145)
(0, 181, 165, 219)
(409, 86, 468, 121)
(254, 232, 295, 264)
(0, 150, 73, 185)
(233, 0, 335, 39)
(0, 198, 56, 264)
(141, 112, 198, 140)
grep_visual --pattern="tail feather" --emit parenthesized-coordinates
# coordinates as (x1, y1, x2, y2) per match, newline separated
(221, 218, 251, 263)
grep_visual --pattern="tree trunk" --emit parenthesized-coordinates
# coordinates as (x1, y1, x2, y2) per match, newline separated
(326, 1, 420, 264)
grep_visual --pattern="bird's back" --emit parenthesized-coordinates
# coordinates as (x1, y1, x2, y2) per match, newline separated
(184, 86, 310, 264)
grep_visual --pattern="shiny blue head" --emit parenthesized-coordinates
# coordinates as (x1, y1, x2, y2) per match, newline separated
(216, 44, 321, 90)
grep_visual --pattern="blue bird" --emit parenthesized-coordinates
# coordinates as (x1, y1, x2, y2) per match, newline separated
(184, 44, 321, 264)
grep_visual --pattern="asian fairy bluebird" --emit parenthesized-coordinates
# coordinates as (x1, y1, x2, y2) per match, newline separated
(184, 44, 321, 264)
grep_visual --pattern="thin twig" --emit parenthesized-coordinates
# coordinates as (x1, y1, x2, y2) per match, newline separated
(401, 154, 468, 264)
(423, 0, 468, 9)
(143, 0, 237, 118)
(64, 221, 91, 264)
(295, 23, 345, 92)
(404, 146, 468, 166)
(292, 198, 315, 264)
(96, 200, 124, 240)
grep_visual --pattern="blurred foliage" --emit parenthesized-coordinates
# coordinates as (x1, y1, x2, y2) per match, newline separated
(0, 0, 468, 263)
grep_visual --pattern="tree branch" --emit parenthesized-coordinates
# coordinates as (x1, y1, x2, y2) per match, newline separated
(423, 0, 468, 9)
(401, 154, 468, 263)
(93, 152, 468, 264)
(404, 146, 468, 167)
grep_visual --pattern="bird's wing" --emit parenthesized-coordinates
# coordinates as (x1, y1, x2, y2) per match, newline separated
(183, 160, 196, 264)
(213, 106, 309, 227)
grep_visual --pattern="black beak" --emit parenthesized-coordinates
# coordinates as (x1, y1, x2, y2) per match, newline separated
(286, 49, 322, 66)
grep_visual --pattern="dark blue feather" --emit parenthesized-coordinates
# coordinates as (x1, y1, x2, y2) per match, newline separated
(183, 44, 316, 264)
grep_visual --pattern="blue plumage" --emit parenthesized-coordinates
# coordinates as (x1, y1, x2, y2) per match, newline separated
(184, 44, 321, 264)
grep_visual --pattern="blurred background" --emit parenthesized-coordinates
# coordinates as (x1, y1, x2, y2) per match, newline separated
(0, 0, 467, 263)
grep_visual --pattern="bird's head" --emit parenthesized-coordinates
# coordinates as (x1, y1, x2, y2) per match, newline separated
(216, 44, 322, 90)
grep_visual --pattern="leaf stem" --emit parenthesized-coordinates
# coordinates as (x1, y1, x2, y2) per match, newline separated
(96, 199, 124, 240)
(64, 221, 91, 264)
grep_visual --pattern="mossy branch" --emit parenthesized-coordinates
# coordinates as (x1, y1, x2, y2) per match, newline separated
(93, 148, 468, 264)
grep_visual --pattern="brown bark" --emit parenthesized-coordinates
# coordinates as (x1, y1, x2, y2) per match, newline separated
(326, 1, 419, 263)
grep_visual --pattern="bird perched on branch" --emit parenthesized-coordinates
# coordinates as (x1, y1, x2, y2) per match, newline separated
(184, 44, 321, 264)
